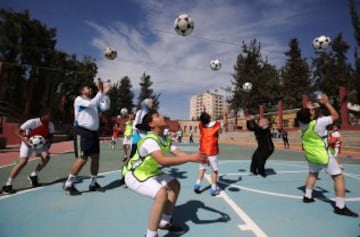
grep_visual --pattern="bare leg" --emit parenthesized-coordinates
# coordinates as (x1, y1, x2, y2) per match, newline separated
(148, 187, 168, 231)
(8, 158, 28, 179)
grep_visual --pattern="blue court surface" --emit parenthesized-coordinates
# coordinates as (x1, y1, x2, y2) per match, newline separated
(0, 142, 359, 237)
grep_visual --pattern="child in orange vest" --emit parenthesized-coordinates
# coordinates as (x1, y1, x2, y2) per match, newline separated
(193, 112, 221, 196)
(329, 124, 343, 170)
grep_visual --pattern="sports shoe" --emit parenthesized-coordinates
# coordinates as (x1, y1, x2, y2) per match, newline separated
(28, 175, 40, 187)
(334, 206, 359, 217)
(302, 196, 315, 203)
(158, 223, 185, 234)
(193, 184, 201, 194)
(210, 187, 220, 196)
(63, 184, 81, 196)
(89, 182, 103, 192)
(2, 185, 16, 194)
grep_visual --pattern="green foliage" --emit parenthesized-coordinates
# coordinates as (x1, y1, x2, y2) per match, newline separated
(137, 73, 160, 110)
(280, 38, 311, 109)
(106, 76, 134, 116)
(229, 39, 279, 114)
(0, 9, 97, 122)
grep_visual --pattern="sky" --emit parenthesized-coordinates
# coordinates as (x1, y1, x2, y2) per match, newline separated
(2, 0, 359, 119)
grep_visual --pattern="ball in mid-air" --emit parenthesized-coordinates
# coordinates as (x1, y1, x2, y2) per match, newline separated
(104, 47, 117, 60)
(210, 59, 222, 71)
(242, 82, 253, 92)
(174, 14, 194, 36)
(120, 108, 128, 116)
(29, 135, 46, 150)
(312, 35, 331, 52)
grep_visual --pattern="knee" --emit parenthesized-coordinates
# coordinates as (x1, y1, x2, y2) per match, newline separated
(155, 187, 169, 204)
(168, 179, 181, 194)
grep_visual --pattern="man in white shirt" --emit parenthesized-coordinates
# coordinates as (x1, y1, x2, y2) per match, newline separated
(63, 79, 110, 195)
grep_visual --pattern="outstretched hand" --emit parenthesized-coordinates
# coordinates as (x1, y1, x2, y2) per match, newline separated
(104, 80, 111, 95)
(97, 78, 104, 93)
(190, 152, 208, 164)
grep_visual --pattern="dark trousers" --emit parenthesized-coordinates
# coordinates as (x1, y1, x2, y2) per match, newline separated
(250, 148, 273, 176)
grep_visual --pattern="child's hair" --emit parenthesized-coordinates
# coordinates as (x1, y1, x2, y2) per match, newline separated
(296, 108, 311, 124)
(136, 109, 158, 131)
(200, 112, 211, 125)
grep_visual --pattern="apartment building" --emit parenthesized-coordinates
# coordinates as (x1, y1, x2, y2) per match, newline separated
(189, 91, 228, 120)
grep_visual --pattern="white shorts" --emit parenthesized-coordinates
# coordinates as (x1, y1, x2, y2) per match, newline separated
(122, 137, 132, 145)
(199, 155, 218, 171)
(19, 142, 48, 159)
(308, 154, 342, 176)
(125, 172, 175, 199)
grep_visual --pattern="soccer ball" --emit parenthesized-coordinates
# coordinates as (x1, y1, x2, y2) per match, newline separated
(29, 135, 46, 150)
(174, 14, 194, 36)
(312, 35, 331, 52)
(120, 108, 128, 116)
(104, 47, 117, 60)
(210, 59, 222, 71)
(242, 82, 253, 92)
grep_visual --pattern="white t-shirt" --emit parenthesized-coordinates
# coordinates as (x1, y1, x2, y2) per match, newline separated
(74, 92, 110, 131)
(21, 118, 55, 135)
(139, 137, 177, 158)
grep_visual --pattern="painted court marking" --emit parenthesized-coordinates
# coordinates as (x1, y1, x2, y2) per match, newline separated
(205, 173, 268, 237)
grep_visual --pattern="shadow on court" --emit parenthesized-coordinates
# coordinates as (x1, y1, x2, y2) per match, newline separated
(165, 200, 231, 237)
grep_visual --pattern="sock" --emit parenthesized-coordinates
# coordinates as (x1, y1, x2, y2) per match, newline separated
(90, 176, 97, 186)
(335, 197, 345, 209)
(305, 188, 313, 199)
(146, 229, 158, 237)
(65, 174, 76, 188)
(196, 179, 201, 185)
(5, 178, 13, 186)
(159, 214, 172, 227)
(211, 184, 217, 190)
(30, 171, 38, 177)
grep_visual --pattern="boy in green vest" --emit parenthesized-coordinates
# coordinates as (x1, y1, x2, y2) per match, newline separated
(296, 93, 358, 217)
(122, 110, 208, 237)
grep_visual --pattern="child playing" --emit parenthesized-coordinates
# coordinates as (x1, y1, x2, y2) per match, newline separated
(193, 111, 221, 196)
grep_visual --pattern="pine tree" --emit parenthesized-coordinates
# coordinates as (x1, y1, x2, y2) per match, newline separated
(280, 38, 311, 109)
(137, 73, 160, 110)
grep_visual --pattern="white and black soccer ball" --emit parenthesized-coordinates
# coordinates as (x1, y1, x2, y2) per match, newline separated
(120, 108, 128, 116)
(174, 14, 194, 37)
(242, 82, 253, 92)
(29, 135, 46, 150)
(312, 35, 331, 52)
(104, 47, 117, 60)
(210, 59, 222, 71)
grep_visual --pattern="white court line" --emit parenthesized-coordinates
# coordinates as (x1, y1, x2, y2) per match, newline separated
(0, 170, 120, 200)
(204, 174, 268, 237)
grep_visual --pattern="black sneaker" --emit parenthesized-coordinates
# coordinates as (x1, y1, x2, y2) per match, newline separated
(334, 206, 359, 217)
(302, 196, 315, 203)
(28, 175, 40, 187)
(158, 223, 185, 234)
(63, 184, 81, 196)
(89, 182, 103, 192)
(2, 185, 16, 194)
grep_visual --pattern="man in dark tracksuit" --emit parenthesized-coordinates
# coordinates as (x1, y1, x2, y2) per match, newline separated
(246, 115, 274, 177)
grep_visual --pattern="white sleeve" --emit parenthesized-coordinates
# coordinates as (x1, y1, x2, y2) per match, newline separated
(98, 95, 110, 112)
(133, 110, 142, 130)
(75, 92, 103, 108)
(20, 118, 38, 130)
(139, 139, 161, 157)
